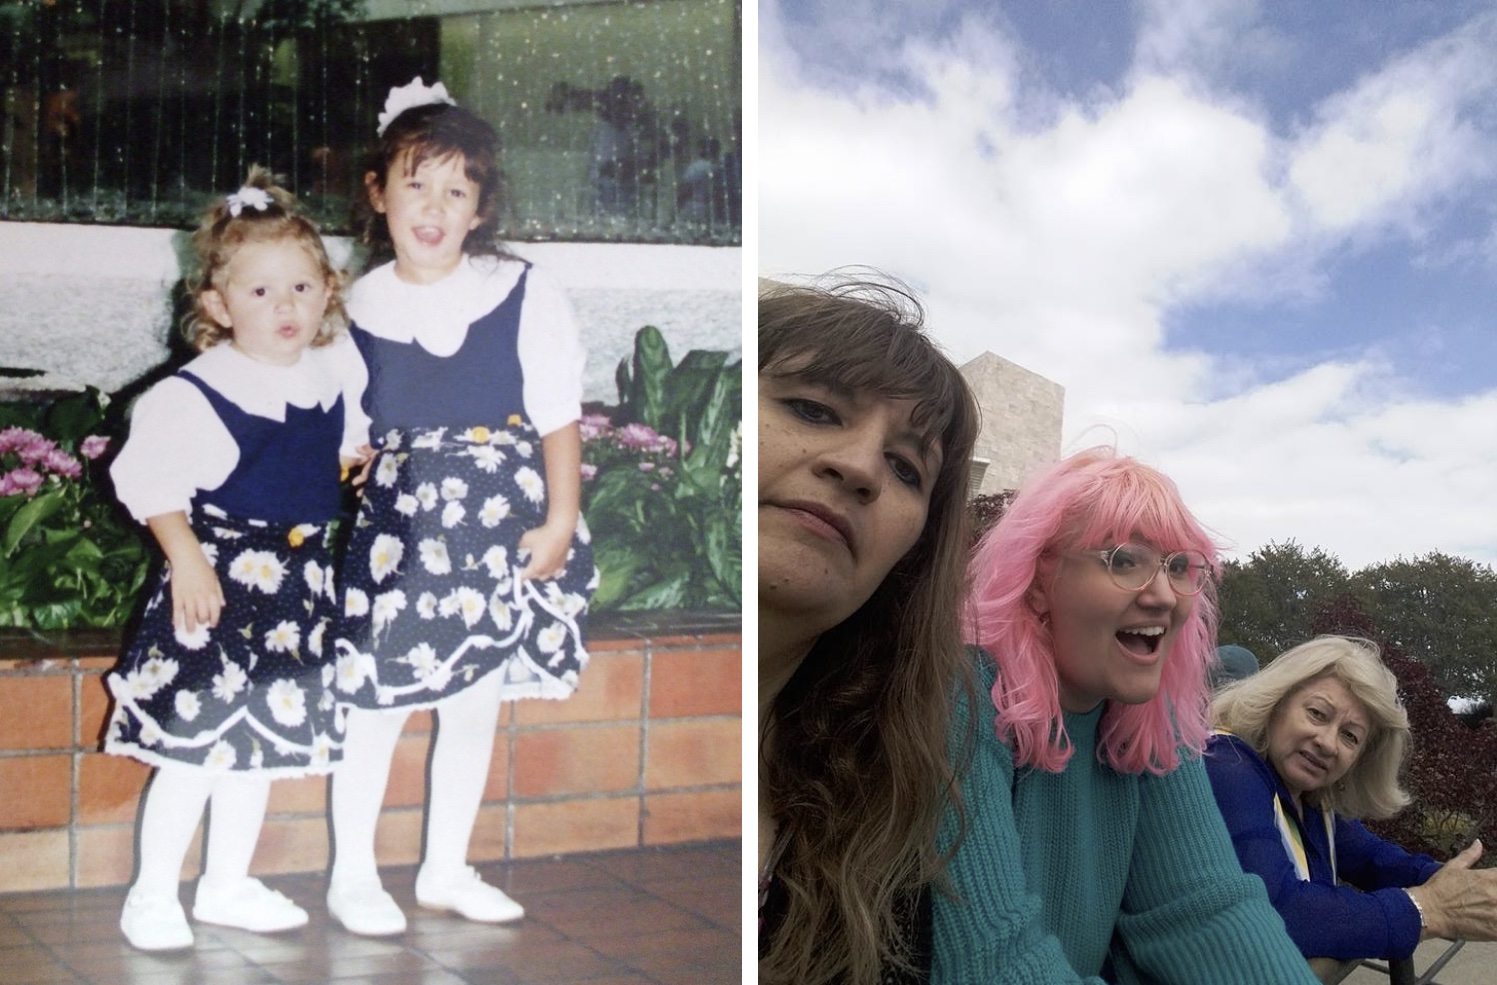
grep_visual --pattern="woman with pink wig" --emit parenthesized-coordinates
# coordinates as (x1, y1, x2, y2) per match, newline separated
(932, 446, 1318, 983)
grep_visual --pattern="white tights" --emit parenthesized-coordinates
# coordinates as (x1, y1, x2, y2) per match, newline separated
(132, 766, 272, 897)
(330, 669, 503, 888)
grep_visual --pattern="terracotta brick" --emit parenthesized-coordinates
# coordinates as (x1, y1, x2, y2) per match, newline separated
(383, 733, 432, 808)
(0, 829, 70, 892)
(644, 719, 741, 790)
(587, 636, 647, 655)
(78, 751, 150, 825)
(467, 803, 511, 862)
(480, 732, 511, 802)
(648, 646, 742, 719)
(514, 651, 644, 725)
(79, 672, 113, 748)
(0, 755, 72, 829)
(77, 823, 203, 888)
(371, 805, 424, 868)
(0, 675, 72, 750)
(513, 796, 638, 858)
(643, 789, 742, 845)
(512, 725, 640, 798)
(251, 816, 328, 876)
(77, 656, 116, 671)
(266, 773, 328, 816)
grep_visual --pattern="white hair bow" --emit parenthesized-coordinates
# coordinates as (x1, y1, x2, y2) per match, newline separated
(378, 77, 457, 136)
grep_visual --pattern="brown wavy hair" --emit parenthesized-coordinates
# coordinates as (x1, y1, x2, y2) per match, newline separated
(184, 165, 347, 352)
(354, 99, 522, 266)
(759, 273, 981, 985)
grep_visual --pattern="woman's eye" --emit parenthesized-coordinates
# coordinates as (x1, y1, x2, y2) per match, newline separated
(887, 455, 923, 489)
(1342, 730, 1361, 747)
(783, 398, 839, 425)
(1307, 707, 1325, 721)
(449, 187, 468, 198)
(1108, 548, 1141, 571)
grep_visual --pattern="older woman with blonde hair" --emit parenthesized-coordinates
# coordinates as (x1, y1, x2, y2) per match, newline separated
(1207, 635, 1497, 966)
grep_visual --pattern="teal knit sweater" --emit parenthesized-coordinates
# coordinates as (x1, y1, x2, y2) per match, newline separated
(934, 660, 1320, 983)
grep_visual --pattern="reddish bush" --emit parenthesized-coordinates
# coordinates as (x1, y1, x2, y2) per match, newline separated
(1312, 594, 1497, 864)
(969, 490, 1016, 548)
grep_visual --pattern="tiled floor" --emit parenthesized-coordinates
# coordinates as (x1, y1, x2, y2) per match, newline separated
(0, 841, 741, 985)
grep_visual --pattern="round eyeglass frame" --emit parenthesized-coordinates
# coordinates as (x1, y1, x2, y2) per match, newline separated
(1084, 543, 1213, 596)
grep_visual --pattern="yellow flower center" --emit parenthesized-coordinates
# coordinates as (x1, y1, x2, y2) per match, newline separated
(470, 426, 491, 443)
(288, 528, 305, 548)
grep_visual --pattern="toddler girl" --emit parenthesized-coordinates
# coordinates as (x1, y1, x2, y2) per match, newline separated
(106, 168, 365, 950)
(328, 78, 596, 935)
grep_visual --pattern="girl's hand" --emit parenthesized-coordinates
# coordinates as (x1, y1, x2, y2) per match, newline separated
(146, 511, 226, 633)
(171, 551, 225, 634)
(518, 521, 574, 582)
(343, 444, 377, 489)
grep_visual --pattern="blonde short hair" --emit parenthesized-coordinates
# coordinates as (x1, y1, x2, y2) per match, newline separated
(1213, 635, 1411, 819)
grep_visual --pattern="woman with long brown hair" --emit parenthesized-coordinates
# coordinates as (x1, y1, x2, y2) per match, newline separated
(758, 273, 980, 985)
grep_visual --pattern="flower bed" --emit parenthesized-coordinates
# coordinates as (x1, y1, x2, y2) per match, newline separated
(0, 326, 741, 630)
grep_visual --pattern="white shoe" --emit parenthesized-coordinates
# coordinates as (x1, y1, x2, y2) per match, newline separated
(192, 877, 308, 933)
(327, 879, 407, 936)
(120, 889, 194, 951)
(415, 865, 525, 923)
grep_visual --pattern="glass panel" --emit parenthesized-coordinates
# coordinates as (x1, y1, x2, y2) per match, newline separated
(0, 0, 740, 244)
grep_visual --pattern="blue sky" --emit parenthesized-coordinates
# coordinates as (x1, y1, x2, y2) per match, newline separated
(758, 0, 1497, 571)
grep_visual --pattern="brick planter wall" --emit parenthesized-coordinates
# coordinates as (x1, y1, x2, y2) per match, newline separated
(0, 613, 741, 892)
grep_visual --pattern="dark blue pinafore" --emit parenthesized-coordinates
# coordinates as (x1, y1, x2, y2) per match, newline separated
(105, 371, 346, 775)
(334, 266, 596, 710)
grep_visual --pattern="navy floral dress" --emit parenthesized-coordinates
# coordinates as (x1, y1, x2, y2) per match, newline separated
(333, 256, 596, 710)
(105, 345, 353, 776)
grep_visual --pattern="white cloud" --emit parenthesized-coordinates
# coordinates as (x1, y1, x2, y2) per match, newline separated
(759, 0, 1497, 570)
(1287, 12, 1497, 233)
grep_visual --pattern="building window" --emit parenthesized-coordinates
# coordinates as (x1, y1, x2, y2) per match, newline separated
(0, 0, 740, 244)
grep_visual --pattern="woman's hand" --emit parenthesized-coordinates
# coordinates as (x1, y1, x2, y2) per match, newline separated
(1409, 840, 1497, 941)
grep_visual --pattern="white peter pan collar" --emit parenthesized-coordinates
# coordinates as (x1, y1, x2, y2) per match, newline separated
(181, 343, 344, 422)
(348, 255, 525, 358)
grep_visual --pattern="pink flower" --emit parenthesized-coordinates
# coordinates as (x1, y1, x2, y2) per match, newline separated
(42, 448, 82, 479)
(9, 431, 57, 466)
(0, 426, 40, 455)
(580, 463, 598, 481)
(580, 413, 613, 442)
(79, 435, 110, 460)
(615, 423, 678, 457)
(2, 467, 44, 496)
(638, 461, 655, 473)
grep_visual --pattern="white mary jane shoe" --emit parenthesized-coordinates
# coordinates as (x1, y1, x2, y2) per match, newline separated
(120, 888, 194, 951)
(192, 877, 308, 933)
(415, 865, 525, 923)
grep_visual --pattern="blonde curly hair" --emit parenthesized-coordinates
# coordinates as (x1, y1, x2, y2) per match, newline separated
(183, 165, 348, 352)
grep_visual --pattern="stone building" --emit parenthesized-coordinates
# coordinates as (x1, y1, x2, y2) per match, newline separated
(959, 351, 1064, 498)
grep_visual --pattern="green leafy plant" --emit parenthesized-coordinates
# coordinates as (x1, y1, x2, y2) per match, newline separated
(582, 325, 741, 611)
(0, 388, 151, 629)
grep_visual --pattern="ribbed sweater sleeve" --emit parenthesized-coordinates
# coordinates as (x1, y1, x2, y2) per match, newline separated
(1204, 734, 1426, 961)
(1109, 754, 1322, 984)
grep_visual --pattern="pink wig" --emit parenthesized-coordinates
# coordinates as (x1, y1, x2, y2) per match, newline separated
(965, 446, 1220, 775)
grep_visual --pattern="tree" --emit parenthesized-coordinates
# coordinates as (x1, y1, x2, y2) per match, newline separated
(1311, 593, 1497, 863)
(1217, 541, 1350, 664)
(1350, 552, 1497, 705)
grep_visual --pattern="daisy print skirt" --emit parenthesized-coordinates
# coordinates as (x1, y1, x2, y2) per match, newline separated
(334, 421, 597, 711)
(105, 504, 343, 776)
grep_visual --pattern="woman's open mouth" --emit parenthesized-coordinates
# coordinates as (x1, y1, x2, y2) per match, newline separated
(1116, 626, 1165, 657)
